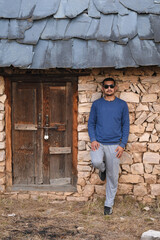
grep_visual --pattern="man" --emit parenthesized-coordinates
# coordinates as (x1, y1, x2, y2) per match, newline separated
(88, 78, 129, 215)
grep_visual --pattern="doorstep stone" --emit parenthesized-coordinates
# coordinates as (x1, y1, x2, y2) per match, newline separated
(141, 230, 160, 240)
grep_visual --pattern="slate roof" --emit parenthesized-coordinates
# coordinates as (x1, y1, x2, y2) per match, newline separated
(0, 0, 160, 69)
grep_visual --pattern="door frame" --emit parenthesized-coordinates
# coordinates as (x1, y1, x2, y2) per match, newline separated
(5, 75, 78, 191)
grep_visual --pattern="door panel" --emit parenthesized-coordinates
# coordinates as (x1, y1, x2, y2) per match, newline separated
(12, 83, 41, 184)
(12, 81, 73, 186)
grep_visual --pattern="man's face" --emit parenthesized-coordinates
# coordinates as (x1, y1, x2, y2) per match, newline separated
(102, 81, 116, 96)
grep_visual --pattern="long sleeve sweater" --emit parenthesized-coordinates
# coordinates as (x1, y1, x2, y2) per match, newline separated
(88, 97, 129, 148)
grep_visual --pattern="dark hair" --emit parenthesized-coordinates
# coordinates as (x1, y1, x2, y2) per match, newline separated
(102, 78, 116, 86)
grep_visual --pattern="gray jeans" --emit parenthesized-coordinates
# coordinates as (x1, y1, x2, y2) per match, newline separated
(90, 143, 119, 207)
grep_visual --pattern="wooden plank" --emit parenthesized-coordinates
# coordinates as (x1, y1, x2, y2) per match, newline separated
(15, 124, 37, 131)
(5, 78, 12, 189)
(49, 147, 71, 154)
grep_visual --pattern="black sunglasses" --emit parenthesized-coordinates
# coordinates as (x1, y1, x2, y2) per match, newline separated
(103, 84, 115, 89)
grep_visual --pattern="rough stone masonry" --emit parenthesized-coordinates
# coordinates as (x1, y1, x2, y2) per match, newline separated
(0, 67, 160, 203)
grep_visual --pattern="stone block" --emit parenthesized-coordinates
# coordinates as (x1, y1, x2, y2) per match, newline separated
(0, 103, 4, 111)
(131, 163, 144, 174)
(136, 103, 149, 112)
(0, 95, 6, 104)
(0, 121, 4, 132)
(0, 165, 5, 172)
(78, 151, 91, 162)
(130, 125, 145, 134)
(78, 103, 92, 113)
(78, 124, 88, 132)
(120, 151, 133, 164)
(0, 176, 5, 185)
(77, 165, 92, 172)
(148, 143, 160, 152)
(147, 113, 158, 123)
(78, 171, 91, 179)
(144, 164, 153, 174)
(0, 185, 5, 191)
(135, 112, 148, 125)
(126, 143, 147, 152)
(78, 141, 86, 151)
(77, 177, 86, 187)
(155, 124, 160, 132)
(150, 184, 160, 196)
(129, 113, 135, 124)
(127, 103, 136, 112)
(143, 152, 160, 164)
(0, 113, 4, 121)
(78, 84, 97, 91)
(122, 165, 131, 173)
(151, 134, 158, 143)
(144, 174, 157, 184)
(117, 82, 130, 91)
(133, 152, 143, 163)
(141, 230, 160, 240)
(79, 76, 94, 82)
(146, 123, 154, 131)
(90, 173, 104, 185)
(47, 195, 66, 200)
(0, 150, 5, 161)
(0, 77, 4, 95)
(91, 92, 102, 102)
(0, 132, 5, 142)
(0, 142, 5, 150)
(139, 133, 150, 142)
(153, 103, 160, 112)
(148, 83, 160, 93)
(117, 183, 133, 195)
(128, 133, 138, 142)
(79, 94, 87, 103)
(141, 94, 157, 102)
(133, 184, 147, 196)
(95, 185, 105, 196)
(83, 185, 94, 197)
(119, 174, 144, 184)
(152, 165, 160, 174)
(78, 132, 90, 141)
(120, 92, 139, 103)
(67, 196, 88, 201)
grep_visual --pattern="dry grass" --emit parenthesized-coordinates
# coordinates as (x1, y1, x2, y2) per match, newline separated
(0, 195, 159, 240)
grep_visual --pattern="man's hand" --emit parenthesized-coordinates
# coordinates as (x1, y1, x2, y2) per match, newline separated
(115, 146, 124, 158)
(91, 141, 100, 151)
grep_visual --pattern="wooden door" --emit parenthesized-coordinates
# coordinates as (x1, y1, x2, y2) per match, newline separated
(12, 81, 73, 186)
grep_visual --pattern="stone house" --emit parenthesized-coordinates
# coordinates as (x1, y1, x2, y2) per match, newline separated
(0, 0, 159, 203)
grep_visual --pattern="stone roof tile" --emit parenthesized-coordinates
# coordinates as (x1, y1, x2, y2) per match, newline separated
(0, 0, 21, 18)
(115, 44, 137, 68)
(65, 0, 89, 18)
(93, 0, 118, 14)
(72, 39, 88, 68)
(41, 18, 70, 40)
(120, 0, 160, 14)
(31, 40, 49, 69)
(118, 11, 137, 39)
(137, 15, 154, 40)
(18, 0, 37, 19)
(54, 0, 67, 19)
(0, 20, 9, 39)
(129, 36, 160, 65)
(65, 14, 91, 39)
(88, 0, 101, 18)
(96, 14, 114, 41)
(17, 19, 47, 44)
(86, 18, 99, 39)
(8, 20, 33, 40)
(32, 0, 60, 20)
(0, 40, 33, 67)
(150, 15, 160, 42)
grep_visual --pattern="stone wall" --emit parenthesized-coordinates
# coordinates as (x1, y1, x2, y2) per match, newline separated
(0, 76, 6, 192)
(0, 68, 160, 204)
(77, 68, 160, 203)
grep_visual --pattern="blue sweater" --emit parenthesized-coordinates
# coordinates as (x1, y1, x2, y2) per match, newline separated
(88, 97, 129, 148)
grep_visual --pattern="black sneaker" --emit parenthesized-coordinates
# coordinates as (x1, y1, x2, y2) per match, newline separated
(104, 206, 112, 215)
(99, 170, 106, 181)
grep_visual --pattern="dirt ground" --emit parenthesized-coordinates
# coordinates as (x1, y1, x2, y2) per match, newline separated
(0, 195, 159, 240)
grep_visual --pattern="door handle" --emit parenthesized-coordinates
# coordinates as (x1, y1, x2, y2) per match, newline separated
(44, 115, 49, 140)
(38, 113, 41, 127)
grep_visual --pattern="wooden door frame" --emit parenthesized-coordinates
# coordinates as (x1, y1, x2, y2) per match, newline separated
(5, 75, 78, 191)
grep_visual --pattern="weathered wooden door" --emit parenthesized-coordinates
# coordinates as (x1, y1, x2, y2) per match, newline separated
(12, 81, 73, 186)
